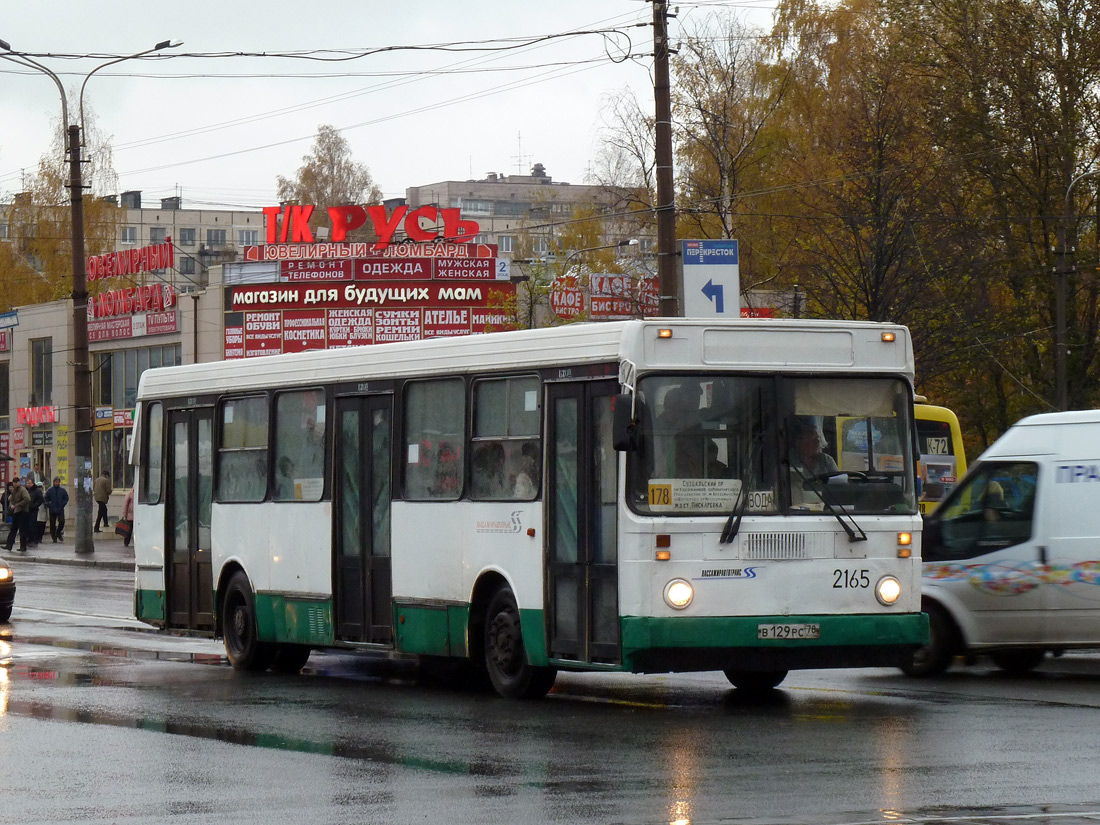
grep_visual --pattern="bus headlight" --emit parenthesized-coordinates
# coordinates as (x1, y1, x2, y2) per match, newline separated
(663, 579, 694, 610)
(875, 575, 902, 606)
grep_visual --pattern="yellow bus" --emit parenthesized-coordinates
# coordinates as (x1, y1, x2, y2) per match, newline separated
(913, 398, 967, 514)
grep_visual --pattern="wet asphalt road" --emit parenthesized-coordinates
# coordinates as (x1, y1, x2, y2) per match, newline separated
(3, 561, 1100, 825)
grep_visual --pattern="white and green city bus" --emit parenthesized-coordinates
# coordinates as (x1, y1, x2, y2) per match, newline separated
(132, 319, 927, 698)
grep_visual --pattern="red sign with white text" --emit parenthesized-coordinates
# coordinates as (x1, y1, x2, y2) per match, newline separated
(228, 281, 510, 312)
(280, 260, 354, 281)
(261, 204, 481, 247)
(281, 310, 328, 353)
(224, 324, 245, 359)
(248, 241, 497, 263)
(327, 309, 374, 347)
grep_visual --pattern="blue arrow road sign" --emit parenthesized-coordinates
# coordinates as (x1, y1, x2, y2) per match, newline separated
(682, 239, 739, 316)
(701, 279, 724, 313)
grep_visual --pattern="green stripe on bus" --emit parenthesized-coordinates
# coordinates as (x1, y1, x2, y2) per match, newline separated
(621, 613, 928, 653)
(135, 588, 165, 623)
(255, 593, 335, 647)
(519, 608, 549, 666)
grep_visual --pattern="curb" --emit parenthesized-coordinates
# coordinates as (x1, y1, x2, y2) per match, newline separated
(1, 552, 134, 572)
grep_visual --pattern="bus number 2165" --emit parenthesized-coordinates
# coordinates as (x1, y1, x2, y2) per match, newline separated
(833, 568, 870, 589)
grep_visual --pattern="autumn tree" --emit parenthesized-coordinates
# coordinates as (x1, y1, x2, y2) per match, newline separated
(894, 0, 1100, 440)
(673, 15, 790, 245)
(276, 125, 382, 240)
(1, 112, 120, 312)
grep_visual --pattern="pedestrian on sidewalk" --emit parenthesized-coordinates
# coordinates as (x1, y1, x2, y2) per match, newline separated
(25, 476, 44, 548)
(1, 480, 12, 524)
(93, 471, 112, 533)
(120, 486, 135, 547)
(4, 477, 30, 552)
(44, 477, 69, 543)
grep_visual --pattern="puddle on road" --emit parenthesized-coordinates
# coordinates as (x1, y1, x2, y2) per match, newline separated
(0, 687, 514, 780)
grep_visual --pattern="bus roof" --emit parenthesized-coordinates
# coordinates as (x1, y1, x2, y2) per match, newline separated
(137, 318, 914, 400)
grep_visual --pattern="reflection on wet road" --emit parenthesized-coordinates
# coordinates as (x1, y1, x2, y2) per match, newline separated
(4, 565, 1100, 824)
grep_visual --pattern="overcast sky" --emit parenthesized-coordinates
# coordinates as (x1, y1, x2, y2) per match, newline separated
(1, 1, 775, 211)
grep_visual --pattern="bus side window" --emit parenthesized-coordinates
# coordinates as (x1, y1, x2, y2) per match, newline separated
(144, 402, 164, 505)
(216, 396, 269, 502)
(273, 389, 326, 502)
(471, 376, 540, 501)
(404, 378, 465, 500)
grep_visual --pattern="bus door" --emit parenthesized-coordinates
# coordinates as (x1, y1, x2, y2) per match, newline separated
(546, 380, 620, 665)
(166, 408, 214, 631)
(333, 395, 393, 644)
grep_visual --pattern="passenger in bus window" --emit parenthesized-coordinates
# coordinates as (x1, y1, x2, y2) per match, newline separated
(511, 442, 539, 499)
(706, 440, 728, 478)
(472, 441, 507, 499)
(655, 383, 706, 478)
(276, 456, 297, 500)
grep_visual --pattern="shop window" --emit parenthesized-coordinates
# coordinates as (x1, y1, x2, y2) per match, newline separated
(30, 338, 52, 406)
(0, 361, 8, 432)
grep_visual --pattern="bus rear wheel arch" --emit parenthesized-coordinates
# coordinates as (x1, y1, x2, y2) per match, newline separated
(483, 584, 556, 699)
(222, 571, 275, 671)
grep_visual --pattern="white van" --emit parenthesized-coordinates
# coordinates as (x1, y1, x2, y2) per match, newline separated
(905, 410, 1100, 676)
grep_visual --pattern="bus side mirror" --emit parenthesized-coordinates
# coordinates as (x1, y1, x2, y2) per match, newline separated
(612, 393, 639, 452)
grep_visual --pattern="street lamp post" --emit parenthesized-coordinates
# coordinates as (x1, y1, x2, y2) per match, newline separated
(1, 39, 178, 553)
(561, 239, 640, 271)
(562, 239, 640, 312)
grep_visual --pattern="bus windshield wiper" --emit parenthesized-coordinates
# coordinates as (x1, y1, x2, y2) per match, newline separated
(719, 427, 764, 545)
(789, 463, 868, 543)
(719, 482, 748, 544)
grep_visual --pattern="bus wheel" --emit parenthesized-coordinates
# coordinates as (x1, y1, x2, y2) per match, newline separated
(900, 604, 956, 677)
(223, 572, 274, 671)
(990, 649, 1045, 675)
(483, 586, 556, 699)
(271, 644, 312, 674)
(723, 669, 788, 692)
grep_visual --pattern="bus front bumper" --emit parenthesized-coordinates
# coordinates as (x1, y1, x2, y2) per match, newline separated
(620, 612, 928, 673)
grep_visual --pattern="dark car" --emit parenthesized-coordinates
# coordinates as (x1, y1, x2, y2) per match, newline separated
(0, 559, 14, 622)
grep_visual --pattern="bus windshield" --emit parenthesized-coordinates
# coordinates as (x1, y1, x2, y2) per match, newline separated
(629, 375, 917, 516)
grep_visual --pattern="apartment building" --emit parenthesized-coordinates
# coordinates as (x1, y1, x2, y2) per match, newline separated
(404, 163, 650, 257)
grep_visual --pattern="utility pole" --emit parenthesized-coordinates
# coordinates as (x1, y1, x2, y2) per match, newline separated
(2, 38, 179, 554)
(68, 124, 93, 554)
(1055, 220, 1069, 412)
(652, 0, 679, 317)
(1055, 170, 1098, 411)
